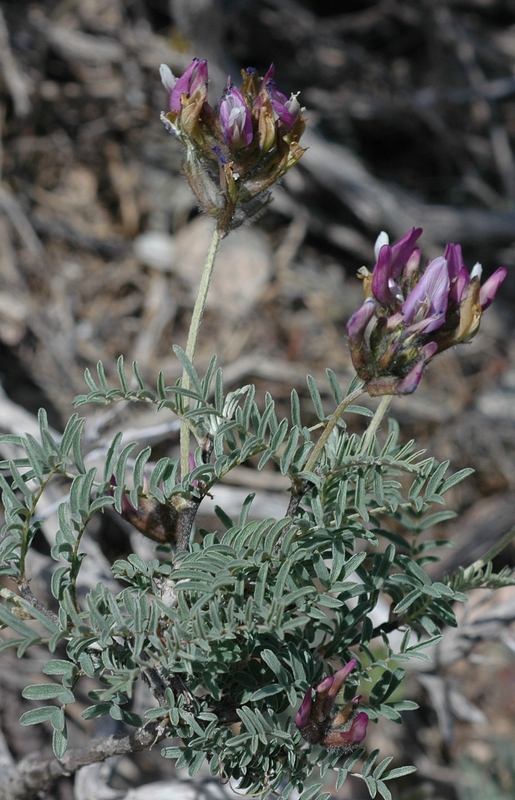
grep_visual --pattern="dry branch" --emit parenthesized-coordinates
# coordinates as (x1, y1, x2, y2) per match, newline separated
(0, 723, 166, 800)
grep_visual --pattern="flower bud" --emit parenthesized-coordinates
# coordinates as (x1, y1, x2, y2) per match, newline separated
(165, 58, 208, 114)
(259, 64, 301, 132)
(295, 659, 368, 752)
(479, 267, 507, 310)
(219, 83, 253, 149)
(323, 711, 369, 748)
(110, 477, 177, 545)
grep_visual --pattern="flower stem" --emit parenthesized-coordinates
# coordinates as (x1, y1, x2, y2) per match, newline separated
(473, 525, 515, 569)
(361, 395, 392, 453)
(303, 384, 365, 474)
(180, 224, 222, 478)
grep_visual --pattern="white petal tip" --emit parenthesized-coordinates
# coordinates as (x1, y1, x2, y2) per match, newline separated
(374, 231, 389, 260)
(470, 262, 483, 281)
(159, 64, 177, 93)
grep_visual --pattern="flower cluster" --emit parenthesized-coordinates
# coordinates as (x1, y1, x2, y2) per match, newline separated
(295, 659, 369, 751)
(160, 59, 306, 233)
(347, 228, 507, 395)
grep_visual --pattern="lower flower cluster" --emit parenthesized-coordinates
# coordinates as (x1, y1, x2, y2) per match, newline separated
(295, 659, 369, 751)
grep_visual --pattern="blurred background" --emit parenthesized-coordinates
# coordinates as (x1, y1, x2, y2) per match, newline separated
(1, 0, 515, 798)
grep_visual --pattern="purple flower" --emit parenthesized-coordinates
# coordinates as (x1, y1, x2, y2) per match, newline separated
(444, 243, 489, 306)
(322, 711, 369, 748)
(295, 660, 358, 732)
(401, 256, 449, 334)
(395, 341, 438, 395)
(443, 244, 506, 311)
(315, 659, 357, 716)
(347, 300, 376, 348)
(256, 64, 302, 132)
(264, 65, 301, 130)
(347, 229, 506, 396)
(479, 267, 507, 310)
(219, 83, 253, 149)
(294, 689, 313, 730)
(163, 58, 208, 113)
(444, 242, 465, 282)
(371, 227, 422, 306)
(295, 659, 368, 751)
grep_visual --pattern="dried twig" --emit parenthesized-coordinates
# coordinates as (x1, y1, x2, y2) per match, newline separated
(0, 188, 43, 255)
(300, 130, 515, 248)
(0, 722, 167, 800)
(0, 7, 31, 117)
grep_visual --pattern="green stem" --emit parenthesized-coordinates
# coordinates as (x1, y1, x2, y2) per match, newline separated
(19, 468, 60, 580)
(361, 395, 392, 453)
(303, 384, 365, 474)
(180, 224, 222, 478)
(473, 525, 515, 569)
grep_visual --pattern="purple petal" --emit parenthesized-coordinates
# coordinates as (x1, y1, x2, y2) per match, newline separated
(259, 63, 299, 130)
(323, 711, 369, 748)
(169, 58, 208, 113)
(389, 227, 423, 278)
(269, 90, 298, 130)
(284, 93, 302, 125)
(315, 659, 358, 721)
(479, 267, 507, 310)
(384, 311, 404, 332)
(294, 689, 313, 729)
(371, 244, 395, 305)
(402, 256, 449, 330)
(324, 659, 357, 702)
(370, 229, 422, 306)
(394, 360, 426, 396)
(260, 64, 275, 86)
(404, 247, 421, 285)
(450, 266, 470, 304)
(395, 342, 438, 395)
(347, 711, 369, 743)
(422, 341, 439, 359)
(405, 313, 445, 336)
(219, 84, 253, 149)
(444, 243, 465, 281)
(315, 675, 334, 696)
(346, 300, 376, 345)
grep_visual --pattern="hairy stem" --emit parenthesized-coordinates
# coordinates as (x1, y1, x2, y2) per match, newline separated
(180, 224, 222, 478)
(19, 468, 60, 580)
(303, 384, 365, 474)
(361, 395, 392, 453)
(17, 580, 59, 626)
